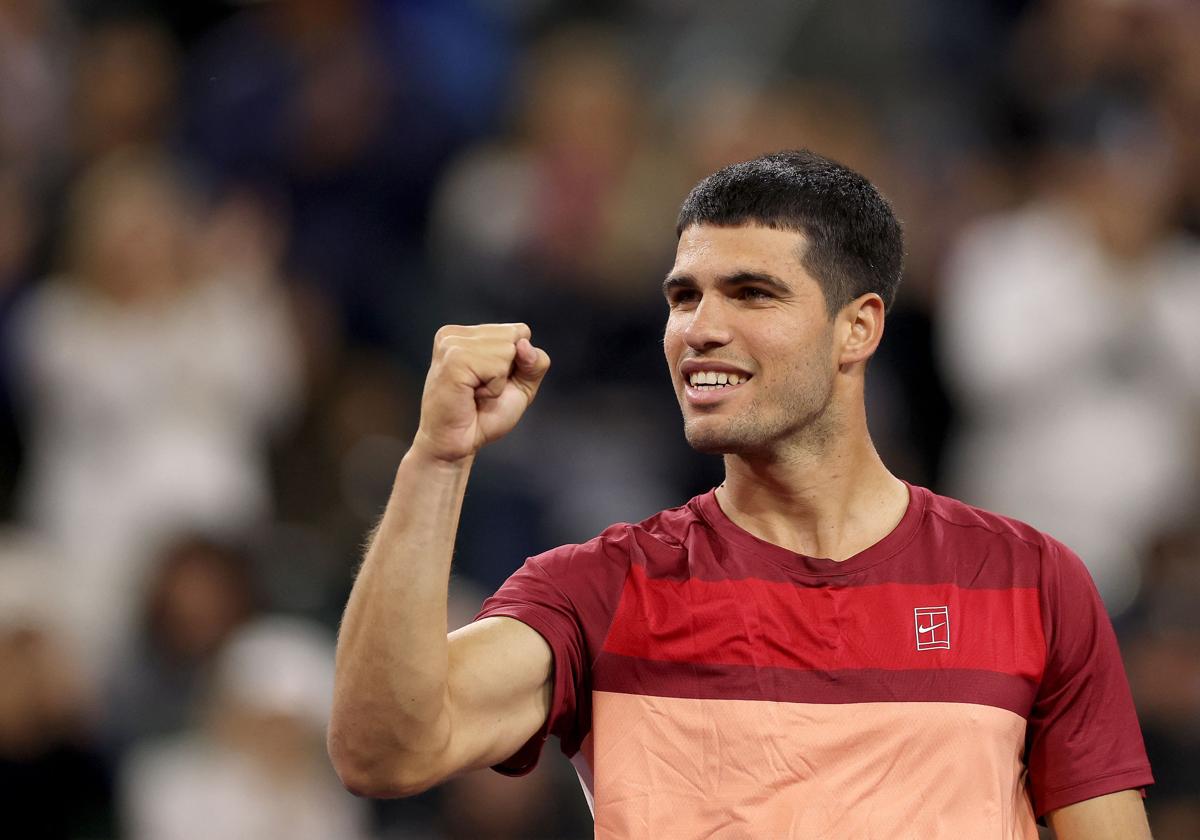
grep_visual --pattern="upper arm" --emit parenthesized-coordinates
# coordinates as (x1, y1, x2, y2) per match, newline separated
(1046, 790, 1151, 840)
(438, 616, 554, 779)
(437, 533, 631, 784)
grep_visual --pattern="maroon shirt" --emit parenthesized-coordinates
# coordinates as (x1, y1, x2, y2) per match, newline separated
(477, 483, 1152, 837)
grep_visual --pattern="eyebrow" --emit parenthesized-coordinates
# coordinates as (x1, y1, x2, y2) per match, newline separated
(661, 270, 795, 298)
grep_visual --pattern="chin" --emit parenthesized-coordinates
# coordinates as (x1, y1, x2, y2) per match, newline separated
(682, 422, 756, 456)
(685, 436, 732, 455)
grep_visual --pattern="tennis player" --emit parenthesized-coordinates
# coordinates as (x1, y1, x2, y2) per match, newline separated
(329, 150, 1153, 838)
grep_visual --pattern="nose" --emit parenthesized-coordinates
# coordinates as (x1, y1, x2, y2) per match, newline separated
(682, 294, 733, 351)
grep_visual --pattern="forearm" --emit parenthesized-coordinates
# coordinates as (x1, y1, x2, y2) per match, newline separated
(328, 446, 473, 793)
(328, 323, 551, 796)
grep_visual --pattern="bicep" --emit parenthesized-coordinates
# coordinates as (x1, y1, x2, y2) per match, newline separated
(1046, 790, 1151, 839)
(441, 616, 554, 775)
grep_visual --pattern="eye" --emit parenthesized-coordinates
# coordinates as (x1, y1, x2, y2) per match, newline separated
(667, 288, 699, 307)
(738, 286, 772, 300)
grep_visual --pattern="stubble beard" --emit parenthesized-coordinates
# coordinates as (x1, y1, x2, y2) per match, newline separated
(681, 370, 837, 460)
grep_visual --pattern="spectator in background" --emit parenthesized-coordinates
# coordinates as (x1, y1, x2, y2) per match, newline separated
(121, 616, 370, 840)
(33, 14, 185, 270)
(0, 0, 72, 184)
(9, 149, 301, 679)
(429, 24, 691, 564)
(1123, 528, 1200, 839)
(430, 23, 663, 329)
(264, 349, 422, 622)
(0, 168, 36, 306)
(70, 15, 179, 168)
(1143, 1, 1200, 235)
(184, 0, 469, 358)
(103, 534, 258, 756)
(0, 529, 115, 840)
(938, 100, 1200, 613)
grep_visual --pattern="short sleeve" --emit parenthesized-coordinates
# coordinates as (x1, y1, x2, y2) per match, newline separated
(473, 529, 632, 775)
(1025, 539, 1154, 816)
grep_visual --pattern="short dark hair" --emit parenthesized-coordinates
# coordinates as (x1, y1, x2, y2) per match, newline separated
(676, 150, 904, 315)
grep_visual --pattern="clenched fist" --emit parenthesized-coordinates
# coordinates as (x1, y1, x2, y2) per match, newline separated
(411, 323, 551, 463)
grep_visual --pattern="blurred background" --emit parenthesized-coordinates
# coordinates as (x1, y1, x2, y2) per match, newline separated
(0, 0, 1196, 837)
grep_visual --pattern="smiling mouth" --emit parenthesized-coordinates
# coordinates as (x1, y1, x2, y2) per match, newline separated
(686, 371, 751, 390)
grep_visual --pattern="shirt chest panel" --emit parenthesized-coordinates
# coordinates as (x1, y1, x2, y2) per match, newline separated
(595, 563, 1043, 716)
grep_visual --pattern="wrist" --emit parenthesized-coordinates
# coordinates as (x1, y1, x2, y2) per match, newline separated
(403, 439, 476, 473)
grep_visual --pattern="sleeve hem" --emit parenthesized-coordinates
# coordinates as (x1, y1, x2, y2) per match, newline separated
(1033, 766, 1155, 817)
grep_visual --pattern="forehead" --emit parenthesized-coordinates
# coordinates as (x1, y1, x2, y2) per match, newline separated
(671, 223, 811, 281)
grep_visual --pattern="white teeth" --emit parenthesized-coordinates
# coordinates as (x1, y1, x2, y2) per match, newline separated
(687, 370, 748, 388)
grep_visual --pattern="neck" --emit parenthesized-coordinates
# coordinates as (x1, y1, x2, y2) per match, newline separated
(716, 403, 908, 562)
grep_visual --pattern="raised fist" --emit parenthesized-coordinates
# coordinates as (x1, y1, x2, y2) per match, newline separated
(412, 323, 551, 463)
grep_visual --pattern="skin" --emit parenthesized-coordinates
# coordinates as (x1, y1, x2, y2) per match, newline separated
(1047, 789, 1152, 839)
(327, 223, 1152, 838)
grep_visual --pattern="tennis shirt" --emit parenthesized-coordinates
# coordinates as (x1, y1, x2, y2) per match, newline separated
(475, 483, 1153, 839)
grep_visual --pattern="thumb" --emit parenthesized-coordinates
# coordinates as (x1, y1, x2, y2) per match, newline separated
(512, 338, 551, 389)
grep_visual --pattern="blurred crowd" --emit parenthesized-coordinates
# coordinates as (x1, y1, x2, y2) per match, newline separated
(0, 1, 1196, 838)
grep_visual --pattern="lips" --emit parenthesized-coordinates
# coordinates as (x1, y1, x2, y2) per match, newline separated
(679, 359, 753, 380)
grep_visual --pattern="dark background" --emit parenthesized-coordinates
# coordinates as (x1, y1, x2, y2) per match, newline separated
(0, 1, 1197, 837)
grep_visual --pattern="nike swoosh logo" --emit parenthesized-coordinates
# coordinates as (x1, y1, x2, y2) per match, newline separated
(918, 622, 946, 634)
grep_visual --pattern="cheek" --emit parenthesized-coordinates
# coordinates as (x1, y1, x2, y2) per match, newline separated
(662, 320, 684, 359)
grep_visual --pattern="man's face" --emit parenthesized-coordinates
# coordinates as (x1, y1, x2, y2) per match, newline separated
(663, 223, 839, 457)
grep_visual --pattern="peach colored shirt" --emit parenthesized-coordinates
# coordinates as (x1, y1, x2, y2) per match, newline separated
(478, 485, 1152, 838)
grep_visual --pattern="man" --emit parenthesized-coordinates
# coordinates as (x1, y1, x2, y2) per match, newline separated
(328, 151, 1154, 838)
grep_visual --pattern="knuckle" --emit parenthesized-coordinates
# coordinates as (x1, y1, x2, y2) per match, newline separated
(434, 324, 469, 346)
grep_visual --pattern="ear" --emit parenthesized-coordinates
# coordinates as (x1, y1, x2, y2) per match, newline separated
(836, 293, 885, 368)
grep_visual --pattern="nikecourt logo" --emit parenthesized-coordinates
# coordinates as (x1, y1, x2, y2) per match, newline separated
(914, 606, 950, 651)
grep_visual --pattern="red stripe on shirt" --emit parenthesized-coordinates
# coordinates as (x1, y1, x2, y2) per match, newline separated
(601, 563, 1046, 680)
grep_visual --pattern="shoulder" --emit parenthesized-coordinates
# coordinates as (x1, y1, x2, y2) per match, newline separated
(918, 487, 1085, 583)
(478, 500, 710, 665)
(911, 489, 1107, 645)
(519, 497, 712, 600)
(531, 496, 706, 566)
(629, 496, 709, 549)
(923, 488, 1049, 548)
